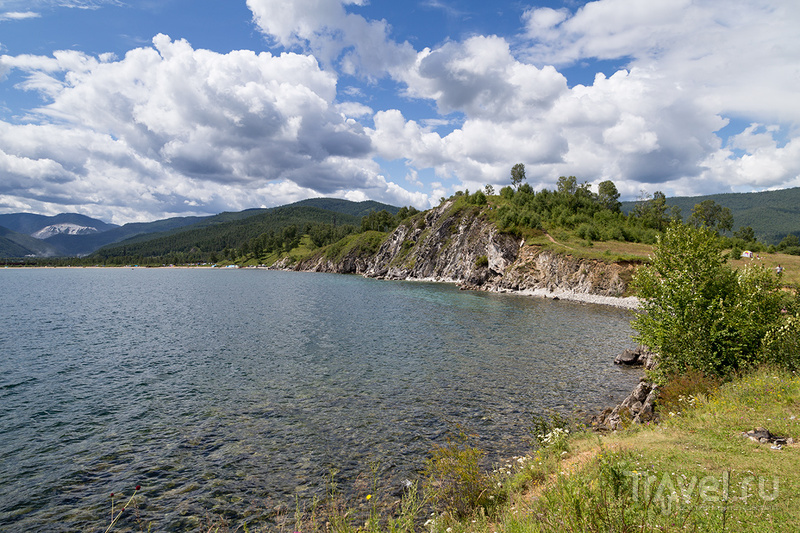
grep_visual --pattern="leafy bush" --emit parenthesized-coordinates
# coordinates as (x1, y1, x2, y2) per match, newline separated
(467, 190, 488, 205)
(782, 246, 800, 256)
(633, 222, 795, 382)
(423, 433, 503, 518)
(656, 368, 721, 416)
(761, 313, 800, 371)
(577, 223, 600, 242)
(474, 255, 489, 268)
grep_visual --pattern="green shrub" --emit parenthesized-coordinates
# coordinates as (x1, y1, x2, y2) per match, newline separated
(783, 245, 800, 255)
(468, 190, 488, 205)
(632, 222, 792, 382)
(423, 433, 503, 519)
(577, 223, 600, 242)
(475, 255, 489, 268)
(656, 368, 721, 416)
(761, 313, 800, 371)
(500, 186, 515, 200)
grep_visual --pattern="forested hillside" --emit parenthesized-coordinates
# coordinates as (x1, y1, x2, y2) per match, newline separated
(90, 200, 401, 265)
(288, 198, 400, 217)
(0, 226, 60, 258)
(622, 187, 800, 243)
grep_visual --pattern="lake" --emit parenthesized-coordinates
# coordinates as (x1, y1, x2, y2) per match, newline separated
(0, 267, 641, 531)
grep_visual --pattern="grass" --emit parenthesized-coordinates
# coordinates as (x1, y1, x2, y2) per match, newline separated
(729, 251, 800, 287)
(322, 231, 386, 262)
(424, 366, 800, 533)
(529, 233, 653, 263)
(99, 368, 800, 532)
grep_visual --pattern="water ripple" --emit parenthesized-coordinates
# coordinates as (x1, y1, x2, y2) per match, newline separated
(0, 268, 640, 530)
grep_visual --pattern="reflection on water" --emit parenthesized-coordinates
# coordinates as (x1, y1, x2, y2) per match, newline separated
(0, 268, 640, 530)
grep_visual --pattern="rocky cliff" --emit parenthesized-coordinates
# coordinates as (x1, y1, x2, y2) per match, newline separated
(288, 199, 640, 307)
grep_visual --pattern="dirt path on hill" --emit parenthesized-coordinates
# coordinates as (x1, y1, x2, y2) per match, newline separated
(543, 232, 576, 251)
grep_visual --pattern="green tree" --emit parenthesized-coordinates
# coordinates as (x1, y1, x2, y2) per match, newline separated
(510, 163, 526, 190)
(361, 210, 394, 232)
(394, 205, 419, 224)
(596, 180, 621, 212)
(484, 184, 495, 196)
(632, 222, 788, 381)
(631, 191, 679, 231)
(688, 199, 734, 234)
(778, 233, 800, 250)
(733, 225, 756, 242)
(556, 175, 578, 196)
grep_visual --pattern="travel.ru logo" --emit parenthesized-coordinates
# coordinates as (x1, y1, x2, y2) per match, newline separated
(625, 470, 779, 514)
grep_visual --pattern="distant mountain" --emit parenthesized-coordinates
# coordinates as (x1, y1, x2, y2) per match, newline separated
(0, 213, 117, 236)
(622, 187, 800, 244)
(0, 226, 61, 258)
(91, 203, 383, 261)
(43, 215, 212, 257)
(0, 198, 402, 258)
(32, 223, 102, 239)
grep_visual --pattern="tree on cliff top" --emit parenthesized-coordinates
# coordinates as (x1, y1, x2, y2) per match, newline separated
(510, 163, 526, 190)
(688, 199, 733, 234)
(597, 180, 621, 213)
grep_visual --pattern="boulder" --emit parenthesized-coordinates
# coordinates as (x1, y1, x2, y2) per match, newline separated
(590, 379, 659, 431)
(614, 346, 657, 369)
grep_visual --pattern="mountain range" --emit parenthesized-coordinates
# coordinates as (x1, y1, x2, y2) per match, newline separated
(0, 198, 399, 258)
(2, 188, 800, 259)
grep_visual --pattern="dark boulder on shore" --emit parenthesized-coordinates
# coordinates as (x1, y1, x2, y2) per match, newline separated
(590, 378, 659, 431)
(614, 345, 657, 370)
(589, 347, 660, 431)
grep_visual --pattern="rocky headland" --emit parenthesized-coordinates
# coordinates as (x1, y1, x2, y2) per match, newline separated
(278, 199, 640, 309)
(271, 199, 657, 429)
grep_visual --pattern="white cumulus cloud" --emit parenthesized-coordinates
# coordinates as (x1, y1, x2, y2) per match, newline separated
(0, 34, 429, 222)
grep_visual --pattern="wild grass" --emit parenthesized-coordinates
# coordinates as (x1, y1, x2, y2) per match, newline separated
(729, 251, 800, 287)
(98, 368, 799, 532)
(434, 367, 800, 533)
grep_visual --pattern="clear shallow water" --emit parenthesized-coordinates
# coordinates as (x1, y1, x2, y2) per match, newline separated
(0, 268, 640, 531)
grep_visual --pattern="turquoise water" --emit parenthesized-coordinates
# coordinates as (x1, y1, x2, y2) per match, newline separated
(0, 268, 640, 530)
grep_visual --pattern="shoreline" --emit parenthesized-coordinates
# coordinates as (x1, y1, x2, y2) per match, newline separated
(371, 272, 641, 310)
(3, 264, 642, 310)
(510, 287, 640, 310)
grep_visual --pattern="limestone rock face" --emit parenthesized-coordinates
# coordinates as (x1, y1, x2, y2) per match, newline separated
(290, 200, 638, 302)
(363, 201, 519, 284)
(495, 246, 635, 297)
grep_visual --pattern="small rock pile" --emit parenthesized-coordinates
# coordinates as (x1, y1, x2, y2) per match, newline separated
(742, 427, 794, 449)
(613, 345, 657, 370)
(591, 346, 659, 431)
(591, 379, 659, 430)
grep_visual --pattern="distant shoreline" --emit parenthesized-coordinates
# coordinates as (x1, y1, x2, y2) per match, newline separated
(2, 264, 641, 309)
(510, 287, 640, 310)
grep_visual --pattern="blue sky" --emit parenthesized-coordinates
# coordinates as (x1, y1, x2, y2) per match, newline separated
(1, 0, 799, 223)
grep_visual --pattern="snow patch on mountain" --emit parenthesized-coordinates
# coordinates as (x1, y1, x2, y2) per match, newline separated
(32, 224, 101, 239)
